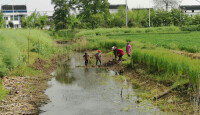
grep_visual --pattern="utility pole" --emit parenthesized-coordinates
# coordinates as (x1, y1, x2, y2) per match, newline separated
(12, 0, 14, 28)
(149, 0, 151, 27)
(149, 8, 150, 27)
(179, 5, 181, 26)
(125, 0, 128, 27)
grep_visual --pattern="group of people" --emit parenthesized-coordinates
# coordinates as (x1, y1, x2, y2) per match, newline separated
(83, 42, 131, 67)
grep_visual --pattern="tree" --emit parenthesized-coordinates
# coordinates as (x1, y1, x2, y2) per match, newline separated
(77, 0, 110, 29)
(193, 15, 200, 25)
(109, 6, 125, 28)
(171, 8, 181, 26)
(52, 0, 77, 30)
(35, 15, 48, 29)
(8, 21, 14, 28)
(67, 15, 81, 29)
(153, 0, 178, 11)
(151, 9, 172, 26)
(21, 11, 48, 29)
(0, 11, 4, 28)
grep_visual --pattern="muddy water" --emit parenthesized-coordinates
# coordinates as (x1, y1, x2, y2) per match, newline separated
(40, 53, 163, 115)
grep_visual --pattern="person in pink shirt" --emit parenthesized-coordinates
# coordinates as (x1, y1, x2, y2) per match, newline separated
(126, 42, 131, 57)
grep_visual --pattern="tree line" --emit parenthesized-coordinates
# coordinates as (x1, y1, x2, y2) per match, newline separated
(51, 0, 200, 30)
(0, 0, 200, 30)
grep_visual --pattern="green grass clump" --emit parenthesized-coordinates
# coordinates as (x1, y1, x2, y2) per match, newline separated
(0, 81, 9, 100)
(131, 48, 200, 86)
(181, 25, 200, 31)
(49, 29, 77, 40)
(0, 29, 55, 77)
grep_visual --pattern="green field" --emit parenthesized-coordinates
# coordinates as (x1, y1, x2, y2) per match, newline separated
(107, 32, 200, 53)
(74, 27, 200, 89)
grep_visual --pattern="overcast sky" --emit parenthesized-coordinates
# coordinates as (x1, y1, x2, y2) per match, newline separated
(0, 0, 154, 12)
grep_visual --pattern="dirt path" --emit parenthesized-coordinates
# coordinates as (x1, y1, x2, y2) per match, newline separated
(0, 56, 59, 115)
(172, 50, 200, 59)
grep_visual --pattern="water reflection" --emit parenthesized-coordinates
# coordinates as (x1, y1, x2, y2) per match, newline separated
(55, 63, 76, 85)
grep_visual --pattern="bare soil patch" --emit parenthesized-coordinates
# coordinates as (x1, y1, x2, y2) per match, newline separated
(172, 50, 200, 59)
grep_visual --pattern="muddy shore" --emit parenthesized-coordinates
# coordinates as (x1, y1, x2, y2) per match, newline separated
(0, 56, 59, 115)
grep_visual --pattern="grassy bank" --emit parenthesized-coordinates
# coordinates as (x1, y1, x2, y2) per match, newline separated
(0, 29, 56, 100)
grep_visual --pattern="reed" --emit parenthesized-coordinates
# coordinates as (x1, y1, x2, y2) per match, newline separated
(131, 48, 200, 86)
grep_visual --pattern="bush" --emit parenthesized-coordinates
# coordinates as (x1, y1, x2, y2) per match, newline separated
(181, 25, 200, 31)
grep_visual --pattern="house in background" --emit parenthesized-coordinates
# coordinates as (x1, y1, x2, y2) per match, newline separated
(1, 5, 27, 28)
(180, 0, 200, 17)
(109, 4, 127, 14)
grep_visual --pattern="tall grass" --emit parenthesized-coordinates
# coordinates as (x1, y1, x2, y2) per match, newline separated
(0, 29, 55, 76)
(131, 48, 200, 86)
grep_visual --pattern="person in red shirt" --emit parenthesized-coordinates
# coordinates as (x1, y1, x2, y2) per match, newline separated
(112, 46, 124, 63)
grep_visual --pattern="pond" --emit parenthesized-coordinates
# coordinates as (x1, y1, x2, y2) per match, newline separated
(40, 53, 164, 115)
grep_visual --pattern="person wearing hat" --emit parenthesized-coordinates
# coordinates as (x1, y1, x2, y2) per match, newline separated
(112, 46, 124, 63)
(95, 50, 102, 66)
(112, 46, 117, 61)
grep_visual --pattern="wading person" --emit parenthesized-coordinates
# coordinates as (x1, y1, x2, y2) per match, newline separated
(112, 46, 117, 61)
(95, 50, 102, 66)
(112, 46, 124, 64)
(83, 52, 89, 67)
(126, 42, 131, 57)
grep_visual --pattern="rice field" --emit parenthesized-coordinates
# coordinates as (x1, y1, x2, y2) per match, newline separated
(107, 32, 200, 53)
(74, 27, 200, 88)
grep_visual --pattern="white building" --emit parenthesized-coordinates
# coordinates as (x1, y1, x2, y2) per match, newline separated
(109, 4, 127, 14)
(180, 0, 200, 17)
(1, 5, 27, 28)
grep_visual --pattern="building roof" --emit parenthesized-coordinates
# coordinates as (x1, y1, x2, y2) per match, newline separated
(180, 0, 200, 6)
(180, 0, 200, 10)
(1, 5, 27, 10)
(109, 4, 126, 9)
